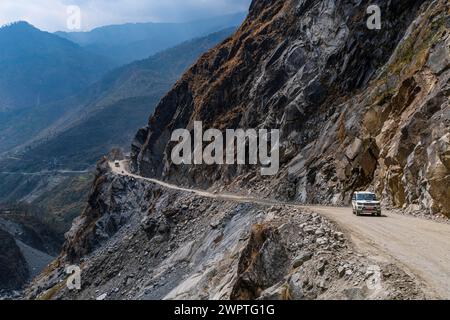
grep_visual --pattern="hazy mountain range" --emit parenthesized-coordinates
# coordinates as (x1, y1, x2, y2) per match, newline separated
(55, 12, 246, 66)
(0, 21, 113, 114)
(0, 14, 245, 156)
(1, 28, 236, 173)
(0, 13, 243, 291)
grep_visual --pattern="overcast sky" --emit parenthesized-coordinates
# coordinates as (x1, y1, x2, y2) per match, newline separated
(0, 0, 251, 32)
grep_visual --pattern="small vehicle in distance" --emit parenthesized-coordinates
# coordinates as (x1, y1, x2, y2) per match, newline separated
(352, 192, 381, 216)
(114, 160, 120, 168)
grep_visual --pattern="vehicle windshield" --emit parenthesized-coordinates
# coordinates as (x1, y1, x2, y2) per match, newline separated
(356, 193, 377, 201)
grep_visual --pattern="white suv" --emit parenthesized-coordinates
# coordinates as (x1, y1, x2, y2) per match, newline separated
(352, 192, 381, 216)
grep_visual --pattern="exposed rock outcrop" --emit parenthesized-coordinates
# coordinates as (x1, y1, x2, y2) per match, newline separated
(231, 224, 289, 300)
(0, 229, 29, 291)
(62, 158, 140, 263)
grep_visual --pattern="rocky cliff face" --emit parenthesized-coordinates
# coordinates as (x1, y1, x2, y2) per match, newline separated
(131, 0, 449, 216)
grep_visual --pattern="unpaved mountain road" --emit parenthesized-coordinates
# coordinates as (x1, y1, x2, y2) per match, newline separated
(110, 161, 450, 299)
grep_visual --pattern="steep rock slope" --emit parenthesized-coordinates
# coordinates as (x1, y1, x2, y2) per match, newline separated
(131, 0, 449, 216)
(26, 160, 424, 300)
(0, 229, 29, 291)
(0, 209, 61, 292)
(0, 213, 63, 256)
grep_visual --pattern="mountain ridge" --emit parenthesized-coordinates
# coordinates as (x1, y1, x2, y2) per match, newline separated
(0, 21, 113, 112)
(55, 12, 247, 65)
(0, 21, 114, 154)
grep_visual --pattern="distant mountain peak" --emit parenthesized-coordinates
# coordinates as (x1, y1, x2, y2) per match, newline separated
(0, 21, 36, 31)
